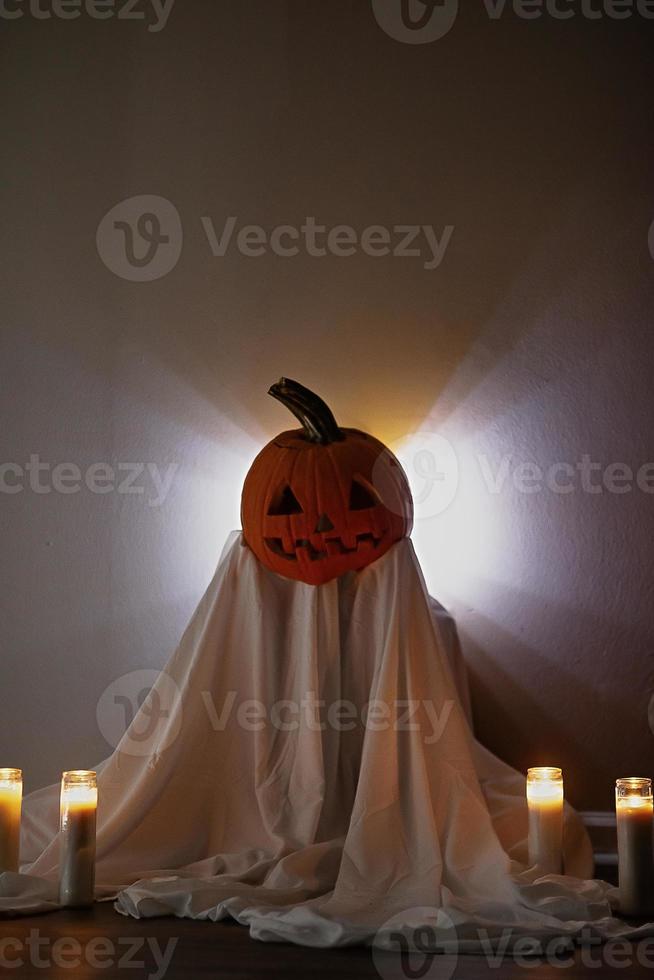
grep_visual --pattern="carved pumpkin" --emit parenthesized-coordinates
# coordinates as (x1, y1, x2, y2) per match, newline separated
(241, 378, 413, 585)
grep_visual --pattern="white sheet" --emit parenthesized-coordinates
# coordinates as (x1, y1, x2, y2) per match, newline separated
(5, 534, 651, 949)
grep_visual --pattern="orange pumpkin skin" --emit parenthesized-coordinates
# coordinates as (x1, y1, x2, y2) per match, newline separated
(241, 383, 413, 586)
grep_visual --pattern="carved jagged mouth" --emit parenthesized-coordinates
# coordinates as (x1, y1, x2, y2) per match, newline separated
(265, 533, 381, 562)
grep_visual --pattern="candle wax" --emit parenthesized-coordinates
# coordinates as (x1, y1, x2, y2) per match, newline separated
(0, 784, 22, 873)
(617, 800, 654, 917)
(528, 795, 563, 876)
(59, 795, 97, 908)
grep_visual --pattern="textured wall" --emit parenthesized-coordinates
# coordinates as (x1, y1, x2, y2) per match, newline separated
(1, 1, 653, 808)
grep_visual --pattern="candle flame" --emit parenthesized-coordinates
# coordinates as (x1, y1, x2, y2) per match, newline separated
(527, 783, 564, 805)
(616, 795, 653, 810)
(61, 785, 98, 808)
(526, 766, 564, 805)
(60, 770, 98, 809)
(616, 777, 653, 810)
(0, 768, 22, 788)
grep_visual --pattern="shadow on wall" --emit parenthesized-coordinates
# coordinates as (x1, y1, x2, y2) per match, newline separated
(462, 585, 654, 813)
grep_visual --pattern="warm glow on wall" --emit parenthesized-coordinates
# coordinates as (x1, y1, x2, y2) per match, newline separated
(391, 423, 502, 612)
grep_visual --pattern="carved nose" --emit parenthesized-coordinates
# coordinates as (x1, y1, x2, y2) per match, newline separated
(315, 514, 335, 533)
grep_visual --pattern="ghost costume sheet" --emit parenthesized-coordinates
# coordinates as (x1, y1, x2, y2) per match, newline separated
(4, 534, 652, 949)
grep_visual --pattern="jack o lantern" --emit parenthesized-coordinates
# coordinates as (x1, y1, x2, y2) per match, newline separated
(241, 378, 413, 585)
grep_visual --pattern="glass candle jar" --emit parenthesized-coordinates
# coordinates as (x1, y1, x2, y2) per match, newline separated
(526, 766, 564, 876)
(616, 777, 654, 917)
(0, 769, 22, 873)
(59, 770, 97, 908)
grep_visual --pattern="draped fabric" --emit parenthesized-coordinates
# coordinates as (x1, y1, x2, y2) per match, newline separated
(4, 534, 650, 949)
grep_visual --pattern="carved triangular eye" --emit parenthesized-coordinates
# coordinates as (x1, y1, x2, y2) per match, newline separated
(349, 477, 381, 511)
(267, 485, 303, 515)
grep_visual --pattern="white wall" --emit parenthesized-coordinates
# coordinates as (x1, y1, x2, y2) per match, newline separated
(1, 1, 653, 808)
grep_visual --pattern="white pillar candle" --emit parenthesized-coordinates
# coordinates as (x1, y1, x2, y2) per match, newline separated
(616, 777, 654, 917)
(59, 770, 97, 908)
(527, 766, 564, 875)
(0, 769, 22, 873)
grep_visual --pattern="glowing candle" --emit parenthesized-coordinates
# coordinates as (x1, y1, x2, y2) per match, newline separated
(59, 770, 97, 908)
(0, 769, 22, 873)
(526, 766, 564, 875)
(616, 777, 654, 917)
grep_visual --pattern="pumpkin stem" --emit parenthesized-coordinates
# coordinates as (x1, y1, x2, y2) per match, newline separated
(268, 378, 344, 444)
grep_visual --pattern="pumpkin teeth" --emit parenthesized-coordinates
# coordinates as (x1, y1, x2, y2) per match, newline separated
(295, 540, 327, 560)
(265, 537, 297, 560)
(321, 534, 381, 556)
(356, 533, 379, 552)
(340, 532, 358, 552)
(264, 533, 381, 564)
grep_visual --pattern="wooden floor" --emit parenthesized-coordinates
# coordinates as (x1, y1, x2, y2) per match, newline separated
(1, 899, 651, 979)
